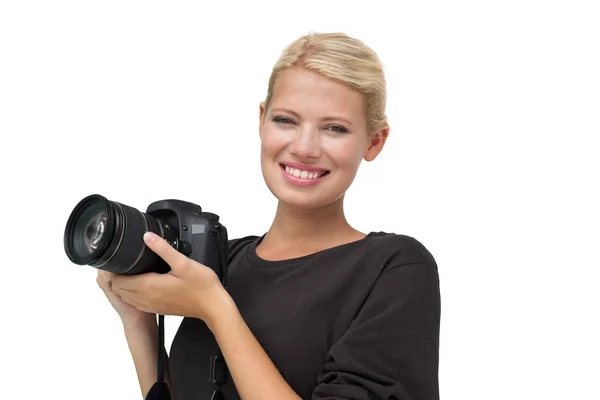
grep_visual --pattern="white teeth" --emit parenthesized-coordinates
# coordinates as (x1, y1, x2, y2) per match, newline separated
(284, 166, 325, 180)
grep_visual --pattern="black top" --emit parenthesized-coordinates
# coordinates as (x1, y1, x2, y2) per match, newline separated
(168, 231, 441, 400)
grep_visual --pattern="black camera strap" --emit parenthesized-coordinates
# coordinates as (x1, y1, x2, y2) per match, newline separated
(146, 314, 170, 400)
(145, 223, 230, 400)
(209, 224, 229, 399)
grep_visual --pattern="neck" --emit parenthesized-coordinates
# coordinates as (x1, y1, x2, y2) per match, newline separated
(257, 196, 365, 260)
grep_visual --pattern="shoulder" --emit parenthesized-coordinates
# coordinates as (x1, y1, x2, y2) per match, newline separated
(364, 231, 438, 273)
(227, 235, 260, 263)
(358, 233, 441, 321)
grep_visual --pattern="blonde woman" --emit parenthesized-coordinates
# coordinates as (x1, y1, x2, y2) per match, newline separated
(101, 32, 441, 400)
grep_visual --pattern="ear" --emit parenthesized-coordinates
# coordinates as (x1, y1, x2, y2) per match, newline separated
(364, 127, 390, 162)
(259, 102, 267, 140)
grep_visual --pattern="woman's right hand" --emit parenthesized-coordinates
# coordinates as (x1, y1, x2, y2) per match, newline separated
(97, 270, 156, 327)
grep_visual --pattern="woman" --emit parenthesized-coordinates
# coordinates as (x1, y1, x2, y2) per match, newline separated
(100, 32, 441, 400)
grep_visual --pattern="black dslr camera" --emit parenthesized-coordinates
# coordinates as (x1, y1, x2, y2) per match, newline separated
(63, 194, 229, 400)
(63, 194, 228, 279)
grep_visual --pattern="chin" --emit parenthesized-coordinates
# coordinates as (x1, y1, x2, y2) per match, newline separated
(279, 194, 341, 210)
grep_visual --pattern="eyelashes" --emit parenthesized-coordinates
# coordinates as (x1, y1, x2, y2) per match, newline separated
(272, 116, 349, 133)
(326, 125, 349, 134)
(273, 116, 294, 125)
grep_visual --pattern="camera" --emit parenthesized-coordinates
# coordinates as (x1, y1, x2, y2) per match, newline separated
(63, 194, 228, 280)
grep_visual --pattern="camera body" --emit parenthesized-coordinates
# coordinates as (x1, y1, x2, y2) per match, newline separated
(146, 199, 228, 281)
(63, 194, 229, 282)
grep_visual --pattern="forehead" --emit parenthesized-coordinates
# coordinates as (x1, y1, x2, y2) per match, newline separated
(271, 68, 365, 122)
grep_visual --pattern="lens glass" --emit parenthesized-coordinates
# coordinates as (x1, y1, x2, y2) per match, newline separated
(83, 213, 107, 253)
(72, 202, 109, 259)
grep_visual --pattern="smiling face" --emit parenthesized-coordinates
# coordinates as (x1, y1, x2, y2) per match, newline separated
(259, 67, 388, 210)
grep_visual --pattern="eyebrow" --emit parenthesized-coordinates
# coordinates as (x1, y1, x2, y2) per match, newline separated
(271, 107, 354, 127)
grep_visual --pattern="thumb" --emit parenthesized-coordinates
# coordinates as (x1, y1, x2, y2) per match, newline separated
(143, 231, 188, 271)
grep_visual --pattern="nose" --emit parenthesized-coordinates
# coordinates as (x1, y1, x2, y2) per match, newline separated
(288, 125, 322, 160)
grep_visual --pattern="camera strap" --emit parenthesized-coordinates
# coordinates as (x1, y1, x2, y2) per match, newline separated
(146, 314, 170, 400)
(209, 224, 229, 399)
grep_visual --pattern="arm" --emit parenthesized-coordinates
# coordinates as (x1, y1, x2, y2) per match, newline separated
(312, 262, 441, 400)
(122, 315, 173, 399)
(206, 296, 302, 400)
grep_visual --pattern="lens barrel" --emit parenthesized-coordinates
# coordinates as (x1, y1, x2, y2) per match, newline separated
(64, 194, 176, 275)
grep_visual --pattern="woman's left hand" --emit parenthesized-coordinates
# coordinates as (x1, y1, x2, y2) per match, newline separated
(111, 231, 228, 324)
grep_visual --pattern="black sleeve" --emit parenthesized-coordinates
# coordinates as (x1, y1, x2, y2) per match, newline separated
(311, 262, 441, 400)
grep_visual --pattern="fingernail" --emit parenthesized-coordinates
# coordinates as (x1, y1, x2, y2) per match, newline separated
(143, 232, 157, 244)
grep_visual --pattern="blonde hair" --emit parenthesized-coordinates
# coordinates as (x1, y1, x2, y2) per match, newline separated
(264, 32, 389, 135)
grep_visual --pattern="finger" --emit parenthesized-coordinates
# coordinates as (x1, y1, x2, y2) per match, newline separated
(113, 286, 155, 314)
(143, 231, 188, 271)
(111, 283, 134, 293)
(111, 274, 147, 291)
(114, 290, 140, 307)
(112, 272, 165, 293)
(97, 270, 113, 289)
(97, 270, 112, 280)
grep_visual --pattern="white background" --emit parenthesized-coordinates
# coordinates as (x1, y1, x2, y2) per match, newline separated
(1, 1, 599, 399)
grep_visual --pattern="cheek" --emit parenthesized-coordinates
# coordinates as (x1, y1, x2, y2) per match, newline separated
(261, 128, 288, 158)
(326, 140, 365, 169)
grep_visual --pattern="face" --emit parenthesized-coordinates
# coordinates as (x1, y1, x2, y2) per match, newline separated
(258, 67, 388, 210)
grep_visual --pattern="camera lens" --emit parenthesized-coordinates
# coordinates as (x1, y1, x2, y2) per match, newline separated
(64, 194, 176, 275)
